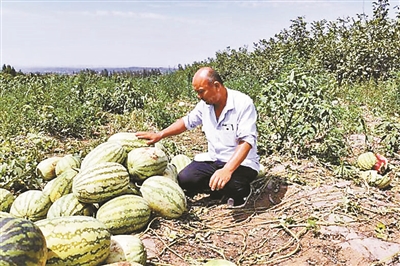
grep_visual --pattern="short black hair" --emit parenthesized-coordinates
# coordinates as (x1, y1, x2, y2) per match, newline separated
(209, 69, 224, 85)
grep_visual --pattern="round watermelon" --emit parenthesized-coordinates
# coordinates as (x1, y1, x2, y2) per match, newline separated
(126, 147, 168, 181)
(357, 152, 377, 170)
(105, 235, 147, 265)
(0, 217, 47, 265)
(140, 175, 187, 219)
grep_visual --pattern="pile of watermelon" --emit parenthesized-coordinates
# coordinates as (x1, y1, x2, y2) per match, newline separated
(0, 132, 192, 266)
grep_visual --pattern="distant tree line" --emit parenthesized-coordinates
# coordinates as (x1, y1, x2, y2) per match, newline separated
(1, 64, 22, 77)
(0, 64, 165, 79)
(97, 68, 164, 78)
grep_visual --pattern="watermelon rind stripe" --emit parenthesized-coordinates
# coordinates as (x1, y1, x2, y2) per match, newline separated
(96, 195, 151, 234)
(35, 216, 110, 266)
(140, 176, 187, 218)
(81, 142, 127, 170)
(9, 190, 52, 222)
(72, 162, 129, 203)
(0, 217, 47, 266)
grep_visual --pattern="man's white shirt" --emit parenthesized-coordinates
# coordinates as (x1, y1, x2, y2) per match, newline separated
(183, 88, 260, 172)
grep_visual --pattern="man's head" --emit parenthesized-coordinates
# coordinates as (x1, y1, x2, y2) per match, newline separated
(192, 67, 226, 105)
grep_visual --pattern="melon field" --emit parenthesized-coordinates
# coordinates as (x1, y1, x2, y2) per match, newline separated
(1, 1, 400, 265)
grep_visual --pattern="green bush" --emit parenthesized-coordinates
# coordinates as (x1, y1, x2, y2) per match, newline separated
(0, 133, 59, 192)
(256, 68, 345, 160)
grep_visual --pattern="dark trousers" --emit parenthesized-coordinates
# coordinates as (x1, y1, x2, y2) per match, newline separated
(177, 160, 258, 201)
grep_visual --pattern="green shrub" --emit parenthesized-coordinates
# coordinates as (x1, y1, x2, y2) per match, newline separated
(256, 68, 345, 161)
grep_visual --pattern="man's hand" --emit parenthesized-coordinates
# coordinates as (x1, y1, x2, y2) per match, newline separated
(209, 168, 233, 191)
(135, 118, 187, 145)
(209, 141, 252, 191)
(135, 131, 162, 145)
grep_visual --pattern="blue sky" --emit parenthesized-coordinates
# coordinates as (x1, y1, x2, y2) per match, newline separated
(0, 0, 397, 69)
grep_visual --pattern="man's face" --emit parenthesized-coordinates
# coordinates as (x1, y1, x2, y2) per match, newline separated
(193, 80, 220, 105)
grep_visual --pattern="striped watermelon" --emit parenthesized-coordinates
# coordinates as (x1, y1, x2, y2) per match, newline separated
(55, 154, 81, 176)
(96, 194, 151, 234)
(42, 168, 78, 203)
(0, 217, 47, 266)
(36, 156, 62, 181)
(140, 175, 187, 219)
(35, 216, 111, 266)
(154, 142, 168, 154)
(0, 188, 15, 212)
(127, 147, 168, 181)
(108, 132, 148, 152)
(72, 162, 130, 203)
(105, 235, 147, 265)
(170, 154, 191, 173)
(47, 193, 96, 219)
(81, 141, 127, 170)
(162, 163, 179, 183)
(357, 152, 377, 170)
(9, 190, 52, 222)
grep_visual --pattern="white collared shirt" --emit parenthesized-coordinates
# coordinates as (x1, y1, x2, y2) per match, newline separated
(183, 88, 260, 172)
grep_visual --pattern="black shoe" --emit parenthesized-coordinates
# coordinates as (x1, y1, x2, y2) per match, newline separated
(227, 187, 253, 209)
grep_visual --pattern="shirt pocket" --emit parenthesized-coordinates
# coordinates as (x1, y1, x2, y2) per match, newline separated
(218, 123, 237, 147)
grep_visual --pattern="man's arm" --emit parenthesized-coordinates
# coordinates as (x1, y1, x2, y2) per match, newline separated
(209, 140, 252, 191)
(136, 118, 187, 145)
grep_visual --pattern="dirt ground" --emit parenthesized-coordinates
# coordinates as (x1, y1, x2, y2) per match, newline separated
(138, 129, 400, 266)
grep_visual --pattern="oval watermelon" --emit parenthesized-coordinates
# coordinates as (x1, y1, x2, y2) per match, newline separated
(140, 175, 187, 219)
(35, 215, 111, 266)
(72, 162, 130, 203)
(96, 194, 151, 234)
(9, 190, 52, 222)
